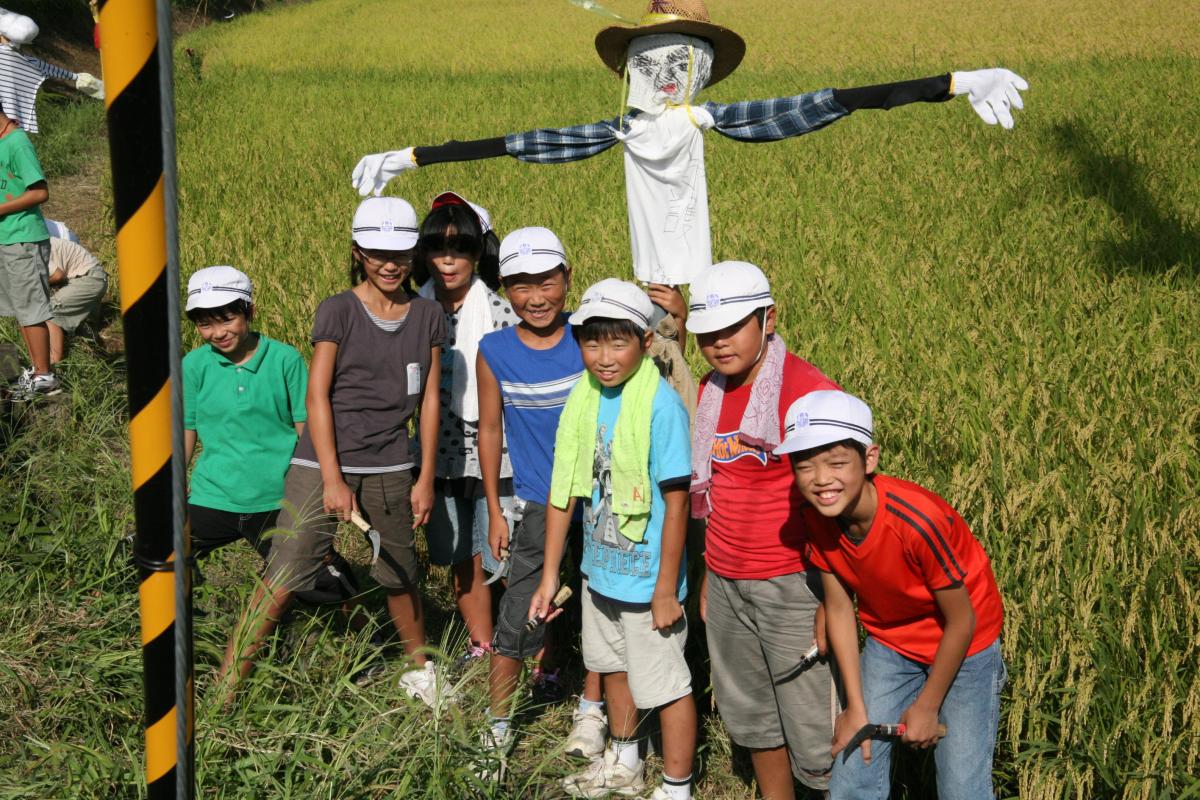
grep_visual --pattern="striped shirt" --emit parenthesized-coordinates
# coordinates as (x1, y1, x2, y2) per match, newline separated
(504, 88, 849, 164)
(478, 319, 583, 504)
(0, 45, 77, 134)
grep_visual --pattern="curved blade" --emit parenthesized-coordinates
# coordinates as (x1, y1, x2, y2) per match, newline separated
(842, 724, 881, 763)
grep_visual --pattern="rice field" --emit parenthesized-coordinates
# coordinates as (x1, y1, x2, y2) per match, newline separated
(2, 0, 1199, 797)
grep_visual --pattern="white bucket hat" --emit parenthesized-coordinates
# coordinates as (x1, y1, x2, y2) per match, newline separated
(498, 226, 567, 278)
(568, 278, 654, 330)
(774, 390, 874, 456)
(186, 266, 253, 312)
(44, 219, 80, 244)
(0, 10, 38, 46)
(352, 196, 419, 250)
(685, 260, 774, 334)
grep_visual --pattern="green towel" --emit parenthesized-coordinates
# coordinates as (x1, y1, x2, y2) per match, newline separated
(550, 356, 659, 542)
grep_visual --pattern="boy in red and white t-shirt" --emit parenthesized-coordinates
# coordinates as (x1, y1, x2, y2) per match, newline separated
(775, 390, 1005, 800)
(687, 261, 841, 796)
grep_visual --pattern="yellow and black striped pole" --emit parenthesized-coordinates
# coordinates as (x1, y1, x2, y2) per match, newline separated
(98, 1, 193, 798)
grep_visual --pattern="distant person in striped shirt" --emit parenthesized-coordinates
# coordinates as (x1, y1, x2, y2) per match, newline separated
(778, 390, 1006, 800)
(0, 9, 104, 135)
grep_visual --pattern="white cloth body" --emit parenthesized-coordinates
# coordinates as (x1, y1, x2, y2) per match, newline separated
(418, 276, 489, 422)
(617, 104, 715, 285)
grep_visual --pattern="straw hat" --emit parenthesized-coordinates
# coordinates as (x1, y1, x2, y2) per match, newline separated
(595, 0, 745, 87)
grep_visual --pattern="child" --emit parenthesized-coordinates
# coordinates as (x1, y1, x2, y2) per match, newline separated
(475, 226, 606, 765)
(775, 390, 1006, 800)
(219, 197, 447, 704)
(44, 221, 107, 364)
(687, 261, 841, 798)
(532, 279, 696, 800)
(0, 106, 55, 398)
(412, 191, 516, 665)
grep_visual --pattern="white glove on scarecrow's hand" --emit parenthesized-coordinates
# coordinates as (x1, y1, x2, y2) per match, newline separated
(75, 73, 104, 100)
(351, 148, 417, 197)
(951, 68, 1028, 129)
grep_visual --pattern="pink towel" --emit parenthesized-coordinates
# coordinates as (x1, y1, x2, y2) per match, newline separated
(690, 335, 786, 518)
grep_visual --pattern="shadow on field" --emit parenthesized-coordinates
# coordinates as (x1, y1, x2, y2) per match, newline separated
(1050, 120, 1199, 278)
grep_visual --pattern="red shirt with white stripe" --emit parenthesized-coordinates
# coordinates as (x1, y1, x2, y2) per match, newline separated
(804, 474, 1004, 664)
(703, 353, 839, 579)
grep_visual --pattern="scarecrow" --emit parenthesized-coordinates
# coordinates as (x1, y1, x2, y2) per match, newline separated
(0, 7, 105, 135)
(353, 1, 1027, 286)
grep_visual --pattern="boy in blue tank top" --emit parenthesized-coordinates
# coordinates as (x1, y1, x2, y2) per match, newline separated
(476, 227, 606, 771)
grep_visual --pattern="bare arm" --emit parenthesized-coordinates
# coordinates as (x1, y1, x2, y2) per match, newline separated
(651, 483, 688, 630)
(184, 428, 197, 467)
(824, 570, 872, 762)
(307, 341, 354, 520)
(0, 180, 48, 216)
(476, 352, 508, 560)
(900, 585, 975, 746)
(410, 345, 441, 526)
(294, 422, 305, 438)
(529, 497, 577, 624)
(48, 268, 67, 286)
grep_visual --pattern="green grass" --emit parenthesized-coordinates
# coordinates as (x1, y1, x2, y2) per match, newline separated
(3, 0, 1200, 797)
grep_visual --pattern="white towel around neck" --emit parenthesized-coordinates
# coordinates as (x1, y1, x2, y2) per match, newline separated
(419, 276, 490, 422)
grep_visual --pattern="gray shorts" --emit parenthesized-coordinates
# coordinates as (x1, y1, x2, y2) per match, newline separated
(706, 570, 836, 790)
(50, 267, 107, 333)
(492, 500, 548, 658)
(0, 240, 51, 326)
(582, 583, 691, 709)
(265, 466, 420, 592)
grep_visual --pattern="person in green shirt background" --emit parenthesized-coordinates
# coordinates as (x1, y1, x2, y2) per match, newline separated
(0, 106, 55, 399)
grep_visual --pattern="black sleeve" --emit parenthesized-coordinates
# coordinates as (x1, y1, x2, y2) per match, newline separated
(833, 74, 952, 112)
(413, 137, 508, 166)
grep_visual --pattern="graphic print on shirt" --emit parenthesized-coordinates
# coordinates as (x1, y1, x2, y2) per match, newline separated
(589, 422, 636, 554)
(710, 429, 769, 465)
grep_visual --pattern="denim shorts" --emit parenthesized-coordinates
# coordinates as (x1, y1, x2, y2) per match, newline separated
(830, 636, 1007, 800)
(424, 492, 506, 574)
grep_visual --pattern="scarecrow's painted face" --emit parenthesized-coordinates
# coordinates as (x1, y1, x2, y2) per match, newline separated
(625, 34, 713, 112)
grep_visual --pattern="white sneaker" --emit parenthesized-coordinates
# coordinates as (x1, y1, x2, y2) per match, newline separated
(564, 704, 607, 759)
(562, 749, 644, 798)
(12, 370, 61, 401)
(649, 788, 674, 800)
(475, 723, 513, 782)
(398, 661, 453, 708)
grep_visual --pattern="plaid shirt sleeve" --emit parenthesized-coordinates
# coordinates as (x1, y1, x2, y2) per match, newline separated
(504, 115, 632, 164)
(705, 88, 849, 143)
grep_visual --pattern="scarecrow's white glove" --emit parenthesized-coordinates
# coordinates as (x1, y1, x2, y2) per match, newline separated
(951, 68, 1028, 129)
(75, 72, 104, 100)
(351, 148, 417, 197)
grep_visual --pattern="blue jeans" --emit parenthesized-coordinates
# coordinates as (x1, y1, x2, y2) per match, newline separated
(425, 493, 503, 574)
(831, 636, 1006, 800)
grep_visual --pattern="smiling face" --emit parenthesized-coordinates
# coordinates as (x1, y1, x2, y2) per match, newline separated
(790, 442, 881, 520)
(503, 267, 570, 331)
(353, 245, 413, 295)
(195, 305, 253, 359)
(696, 306, 776, 386)
(578, 320, 652, 388)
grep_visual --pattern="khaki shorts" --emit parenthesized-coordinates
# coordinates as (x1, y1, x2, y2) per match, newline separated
(0, 240, 51, 326)
(706, 570, 836, 790)
(50, 266, 107, 333)
(582, 583, 692, 710)
(265, 466, 420, 592)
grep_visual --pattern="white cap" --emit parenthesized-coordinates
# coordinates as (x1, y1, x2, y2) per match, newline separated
(432, 190, 492, 235)
(352, 196, 418, 250)
(0, 11, 38, 46)
(685, 261, 774, 334)
(186, 266, 253, 311)
(44, 219, 80, 243)
(498, 226, 567, 278)
(568, 279, 654, 330)
(774, 390, 874, 456)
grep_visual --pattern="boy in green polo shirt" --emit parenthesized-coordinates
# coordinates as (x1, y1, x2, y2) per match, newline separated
(0, 107, 56, 399)
(183, 266, 309, 565)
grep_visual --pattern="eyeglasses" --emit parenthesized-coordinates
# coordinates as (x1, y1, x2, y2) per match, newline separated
(419, 233, 482, 257)
(358, 248, 413, 267)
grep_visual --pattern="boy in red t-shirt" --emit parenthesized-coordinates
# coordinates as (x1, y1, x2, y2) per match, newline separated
(775, 390, 1006, 800)
(687, 261, 840, 797)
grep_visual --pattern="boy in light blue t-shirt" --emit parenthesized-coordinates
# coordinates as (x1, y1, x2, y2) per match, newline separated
(532, 279, 696, 800)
